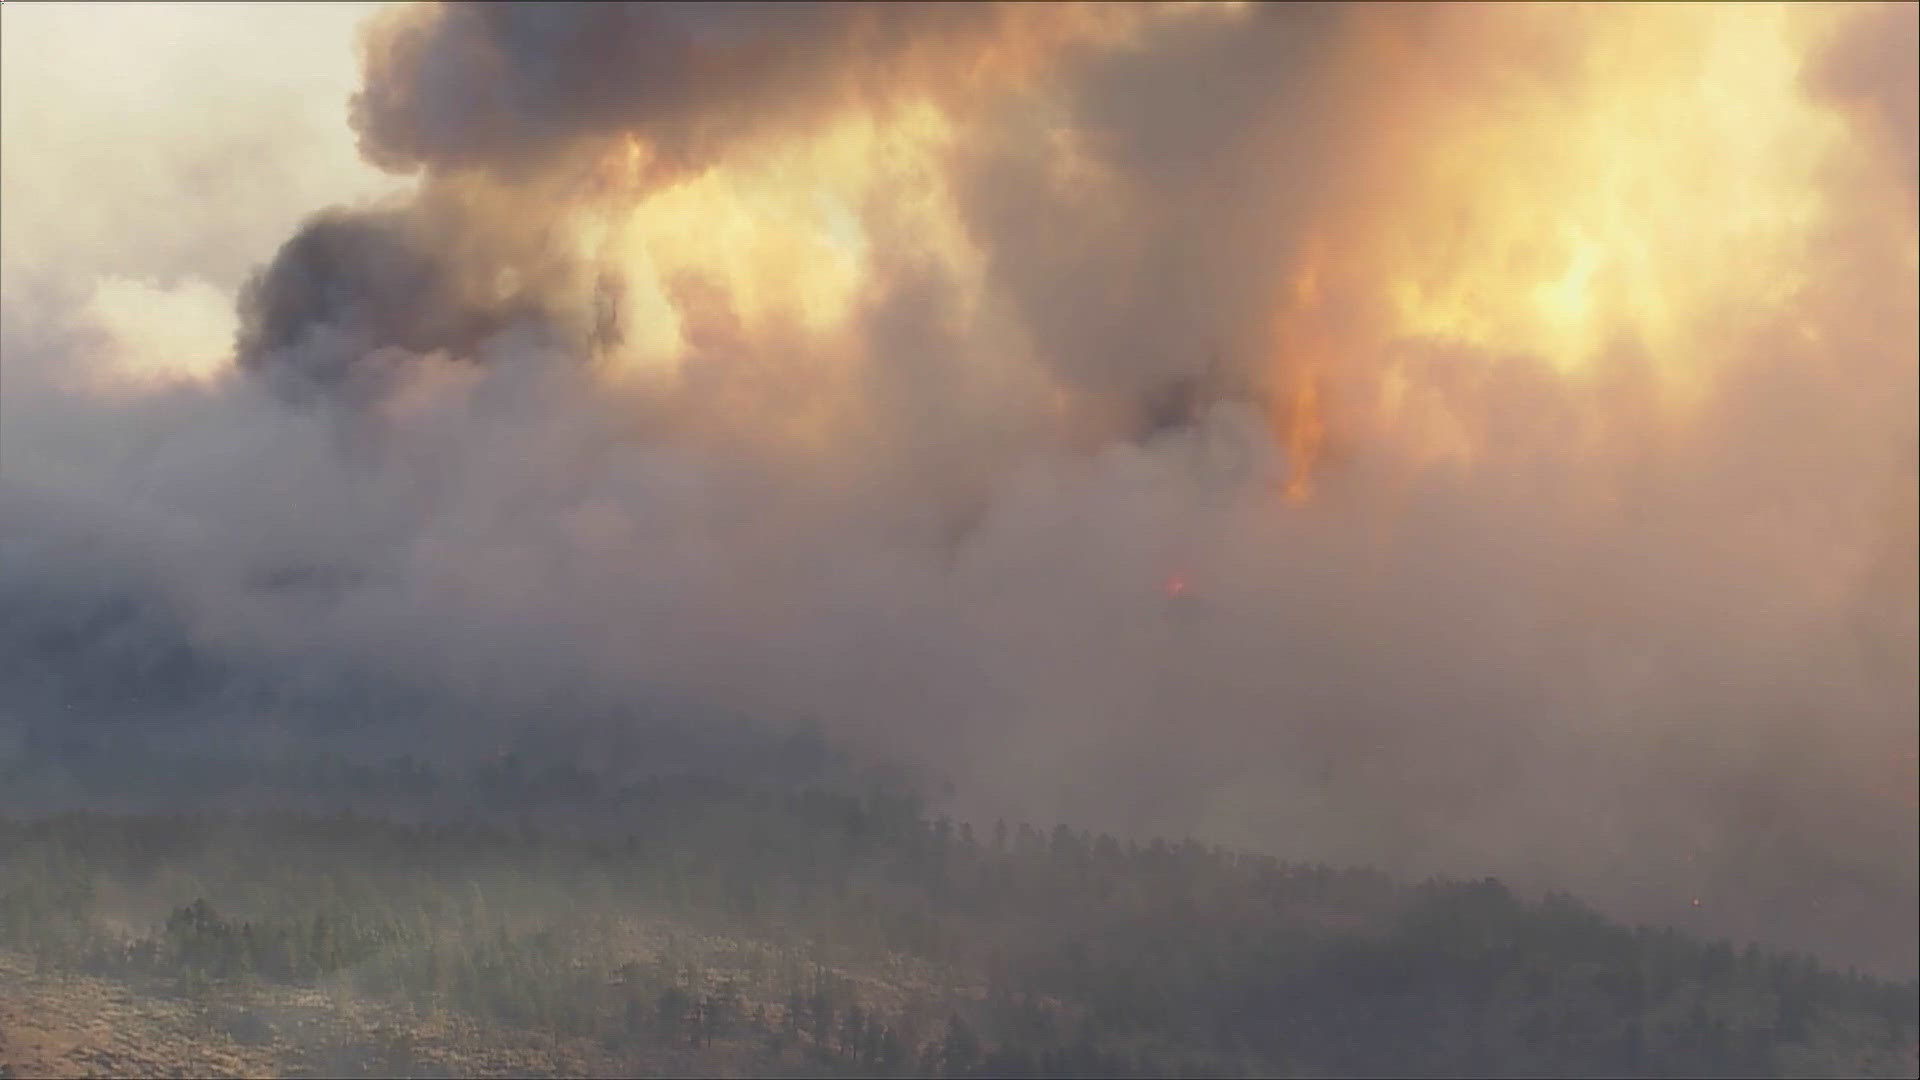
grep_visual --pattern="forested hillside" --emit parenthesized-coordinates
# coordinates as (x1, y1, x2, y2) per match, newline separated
(2, 766, 1912, 1078)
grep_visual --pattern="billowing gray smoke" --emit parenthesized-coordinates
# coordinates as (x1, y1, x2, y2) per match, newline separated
(351, 1, 1049, 177)
(2, 1, 1915, 977)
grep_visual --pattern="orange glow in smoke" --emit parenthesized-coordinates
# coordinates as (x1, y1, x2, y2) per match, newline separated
(544, 3, 1875, 512)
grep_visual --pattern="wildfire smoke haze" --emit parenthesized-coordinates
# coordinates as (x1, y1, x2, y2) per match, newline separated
(2, 0, 1915, 978)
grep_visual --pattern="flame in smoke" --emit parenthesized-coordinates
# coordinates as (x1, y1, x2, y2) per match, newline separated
(1370, 5, 1839, 375)
(1255, 3, 1859, 493)
(583, 96, 978, 456)
(1269, 239, 1332, 504)
(470, 4, 1875, 503)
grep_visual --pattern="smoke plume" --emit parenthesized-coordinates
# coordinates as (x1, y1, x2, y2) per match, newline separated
(2, 1, 1914, 975)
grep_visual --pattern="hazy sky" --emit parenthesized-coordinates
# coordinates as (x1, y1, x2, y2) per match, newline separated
(2, 2, 1914, 975)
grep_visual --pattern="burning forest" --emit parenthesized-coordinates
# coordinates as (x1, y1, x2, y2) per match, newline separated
(1, 3, 1915, 1076)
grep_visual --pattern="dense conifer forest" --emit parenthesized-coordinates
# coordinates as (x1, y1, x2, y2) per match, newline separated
(2, 751, 1913, 1078)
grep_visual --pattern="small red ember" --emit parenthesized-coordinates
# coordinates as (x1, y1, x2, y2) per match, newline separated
(1163, 572, 1190, 598)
